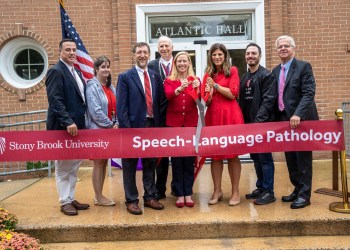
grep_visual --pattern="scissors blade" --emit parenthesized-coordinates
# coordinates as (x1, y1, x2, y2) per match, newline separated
(194, 99, 205, 153)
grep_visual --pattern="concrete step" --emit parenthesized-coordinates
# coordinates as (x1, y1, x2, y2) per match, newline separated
(41, 236, 350, 250)
(1, 160, 350, 245)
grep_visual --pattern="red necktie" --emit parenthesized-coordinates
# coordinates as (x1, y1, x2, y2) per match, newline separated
(278, 65, 285, 111)
(144, 70, 153, 117)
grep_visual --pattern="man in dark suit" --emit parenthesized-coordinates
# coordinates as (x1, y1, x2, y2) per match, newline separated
(148, 36, 173, 200)
(272, 35, 319, 209)
(116, 42, 165, 215)
(46, 38, 90, 216)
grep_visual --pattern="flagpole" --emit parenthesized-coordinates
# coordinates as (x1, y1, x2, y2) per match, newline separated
(59, 0, 65, 39)
(59, 0, 64, 8)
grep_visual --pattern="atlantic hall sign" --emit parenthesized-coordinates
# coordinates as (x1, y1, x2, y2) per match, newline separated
(149, 14, 252, 40)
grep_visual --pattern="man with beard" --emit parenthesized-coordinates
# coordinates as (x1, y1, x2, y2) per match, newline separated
(239, 43, 277, 205)
(116, 42, 165, 215)
(148, 36, 173, 200)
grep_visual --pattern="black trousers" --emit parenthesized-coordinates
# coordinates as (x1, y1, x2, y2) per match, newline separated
(279, 111, 313, 200)
(171, 156, 195, 197)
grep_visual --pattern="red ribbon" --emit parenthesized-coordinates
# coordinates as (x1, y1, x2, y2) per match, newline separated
(185, 76, 199, 101)
(0, 121, 344, 162)
(201, 74, 211, 102)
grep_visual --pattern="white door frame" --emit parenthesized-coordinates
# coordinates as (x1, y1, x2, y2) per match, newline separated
(136, 1, 266, 67)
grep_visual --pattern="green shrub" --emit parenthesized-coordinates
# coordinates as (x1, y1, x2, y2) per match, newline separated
(26, 161, 48, 170)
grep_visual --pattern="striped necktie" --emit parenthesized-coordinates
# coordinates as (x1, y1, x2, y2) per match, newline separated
(278, 65, 285, 111)
(144, 70, 153, 117)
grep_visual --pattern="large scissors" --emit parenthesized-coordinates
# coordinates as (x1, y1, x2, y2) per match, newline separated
(186, 76, 205, 154)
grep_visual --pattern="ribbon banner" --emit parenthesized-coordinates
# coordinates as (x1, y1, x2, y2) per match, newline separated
(0, 120, 344, 162)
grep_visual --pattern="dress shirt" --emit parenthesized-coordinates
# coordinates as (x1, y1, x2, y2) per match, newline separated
(60, 59, 85, 102)
(279, 58, 293, 87)
(160, 57, 173, 77)
(135, 65, 153, 96)
(135, 65, 153, 118)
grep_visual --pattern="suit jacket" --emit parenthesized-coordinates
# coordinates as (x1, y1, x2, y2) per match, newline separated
(46, 60, 86, 130)
(164, 78, 199, 127)
(116, 66, 164, 128)
(272, 58, 319, 121)
(148, 58, 167, 81)
(148, 58, 170, 127)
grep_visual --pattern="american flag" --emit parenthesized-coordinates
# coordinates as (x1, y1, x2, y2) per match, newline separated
(59, 1, 94, 81)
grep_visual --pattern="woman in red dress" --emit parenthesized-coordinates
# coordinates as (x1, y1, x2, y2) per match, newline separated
(164, 51, 200, 208)
(203, 43, 244, 206)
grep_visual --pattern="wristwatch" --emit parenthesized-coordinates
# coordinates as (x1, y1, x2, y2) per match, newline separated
(213, 83, 219, 90)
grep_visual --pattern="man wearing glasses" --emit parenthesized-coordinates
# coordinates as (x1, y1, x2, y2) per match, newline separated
(272, 35, 319, 209)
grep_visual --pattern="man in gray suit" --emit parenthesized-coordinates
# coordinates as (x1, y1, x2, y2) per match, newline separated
(46, 38, 90, 216)
(272, 35, 319, 209)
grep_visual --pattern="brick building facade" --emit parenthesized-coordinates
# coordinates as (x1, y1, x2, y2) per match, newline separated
(0, 0, 349, 159)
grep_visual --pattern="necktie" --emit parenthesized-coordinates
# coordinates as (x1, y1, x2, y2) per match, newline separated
(278, 65, 285, 111)
(72, 68, 85, 102)
(165, 63, 170, 76)
(144, 70, 153, 117)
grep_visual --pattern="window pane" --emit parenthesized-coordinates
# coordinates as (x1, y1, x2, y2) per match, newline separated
(14, 65, 30, 80)
(14, 49, 29, 64)
(30, 65, 44, 79)
(13, 48, 45, 80)
(29, 49, 44, 64)
(228, 49, 246, 78)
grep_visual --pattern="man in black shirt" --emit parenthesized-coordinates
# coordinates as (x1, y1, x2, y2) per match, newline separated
(239, 43, 277, 205)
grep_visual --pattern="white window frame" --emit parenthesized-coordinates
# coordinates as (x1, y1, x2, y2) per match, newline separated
(136, 0, 266, 66)
(0, 37, 48, 89)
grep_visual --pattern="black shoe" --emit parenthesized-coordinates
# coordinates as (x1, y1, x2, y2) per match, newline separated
(245, 188, 264, 199)
(281, 193, 298, 202)
(290, 197, 310, 209)
(155, 193, 166, 201)
(254, 191, 276, 205)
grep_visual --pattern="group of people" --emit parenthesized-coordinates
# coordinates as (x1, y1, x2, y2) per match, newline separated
(45, 34, 318, 216)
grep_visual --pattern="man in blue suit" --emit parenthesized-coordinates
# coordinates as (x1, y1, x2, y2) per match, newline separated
(46, 38, 90, 216)
(116, 42, 165, 215)
(272, 35, 319, 209)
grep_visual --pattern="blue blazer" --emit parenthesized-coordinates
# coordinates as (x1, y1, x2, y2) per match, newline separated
(46, 60, 86, 130)
(116, 66, 164, 128)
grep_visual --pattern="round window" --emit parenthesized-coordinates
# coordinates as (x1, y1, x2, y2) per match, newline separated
(0, 37, 48, 89)
(13, 49, 45, 80)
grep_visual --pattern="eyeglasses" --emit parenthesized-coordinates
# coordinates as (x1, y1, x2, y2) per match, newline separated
(277, 44, 292, 50)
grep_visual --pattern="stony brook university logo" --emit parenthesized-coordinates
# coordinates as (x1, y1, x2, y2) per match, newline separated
(0, 137, 5, 155)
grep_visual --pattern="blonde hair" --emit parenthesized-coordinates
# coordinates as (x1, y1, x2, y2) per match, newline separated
(168, 51, 195, 81)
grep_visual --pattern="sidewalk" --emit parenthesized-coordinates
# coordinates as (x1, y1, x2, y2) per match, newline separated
(1, 160, 350, 249)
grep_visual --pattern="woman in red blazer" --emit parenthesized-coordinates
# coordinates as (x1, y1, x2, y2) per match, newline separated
(164, 51, 200, 208)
